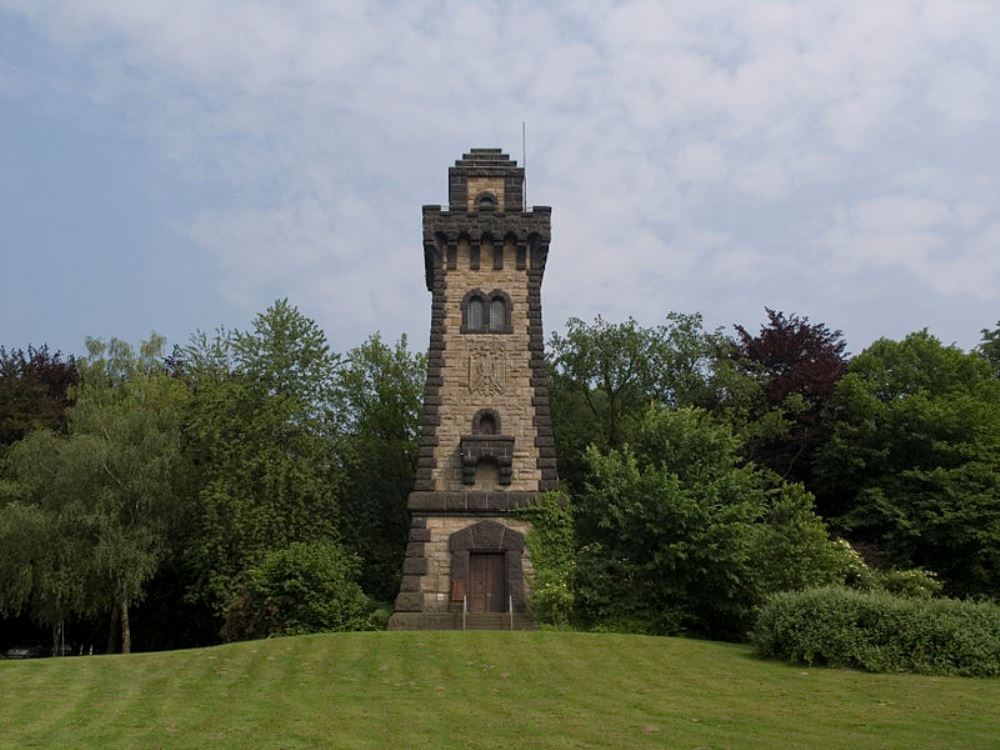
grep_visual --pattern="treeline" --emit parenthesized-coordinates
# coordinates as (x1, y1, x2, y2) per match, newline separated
(0, 301, 423, 653)
(546, 311, 1000, 639)
(1, 303, 998, 652)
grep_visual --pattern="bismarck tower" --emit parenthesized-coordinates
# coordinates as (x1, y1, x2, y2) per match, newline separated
(388, 148, 556, 630)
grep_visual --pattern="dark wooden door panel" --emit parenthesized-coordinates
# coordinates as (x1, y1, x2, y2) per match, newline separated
(469, 553, 506, 613)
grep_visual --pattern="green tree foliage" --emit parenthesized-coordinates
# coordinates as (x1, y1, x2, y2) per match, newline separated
(333, 333, 424, 601)
(817, 331, 1000, 596)
(1, 336, 189, 653)
(575, 405, 840, 639)
(515, 493, 576, 626)
(978, 321, 1000, 377)
(224, 541, 374, 641)
(182, 300, 344, 618)
(549, 315, 654, 454)
(0, 345, 78, 448)
(549, 313, 758, 492)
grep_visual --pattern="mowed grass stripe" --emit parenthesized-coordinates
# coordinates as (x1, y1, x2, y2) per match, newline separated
(2, 631, 1000, 749)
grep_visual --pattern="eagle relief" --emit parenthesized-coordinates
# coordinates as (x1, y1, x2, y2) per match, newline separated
(468, 340, 511, 397)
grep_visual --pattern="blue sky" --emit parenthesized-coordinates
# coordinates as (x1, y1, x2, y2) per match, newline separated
(2, 1, 999, 357)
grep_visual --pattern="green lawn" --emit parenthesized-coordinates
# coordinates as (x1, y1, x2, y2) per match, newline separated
(1, 631, 997, 749)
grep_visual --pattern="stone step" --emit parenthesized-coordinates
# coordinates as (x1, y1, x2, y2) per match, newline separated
(463, 614, 537, 631)
(387, 611, 538, 631)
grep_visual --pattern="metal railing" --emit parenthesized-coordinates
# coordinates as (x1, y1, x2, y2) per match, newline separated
(509, 594, 514, 631)
(462, 595, 467, 631)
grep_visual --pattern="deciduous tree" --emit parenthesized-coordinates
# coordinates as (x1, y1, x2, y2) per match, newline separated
(333, 333, 424, 601)
(734, 309, 848, 490)
(182, 300, 343, 618)
(817, 331, 1000, 596)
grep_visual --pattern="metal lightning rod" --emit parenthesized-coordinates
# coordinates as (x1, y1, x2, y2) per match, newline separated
(522, 121, 527, 211)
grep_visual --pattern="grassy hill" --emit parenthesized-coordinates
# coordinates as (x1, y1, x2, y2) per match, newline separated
(1, 631, 997, 749)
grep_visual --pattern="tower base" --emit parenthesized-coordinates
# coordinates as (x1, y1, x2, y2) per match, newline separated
(387, 492, 541, 631)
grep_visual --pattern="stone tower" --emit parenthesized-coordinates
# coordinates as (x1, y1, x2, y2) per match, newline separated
(388, 148, 556, 630)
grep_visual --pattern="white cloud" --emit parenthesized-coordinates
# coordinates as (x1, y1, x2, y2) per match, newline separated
(4, 0, 1000, 350)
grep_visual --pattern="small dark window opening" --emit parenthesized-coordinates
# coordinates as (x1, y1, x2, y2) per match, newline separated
(490, 298, 506, 331)
(476, 192, 498, 211)
(472, 409, 502, 435)
(478, 413, 497, 435)
(469, 297, 485, 330)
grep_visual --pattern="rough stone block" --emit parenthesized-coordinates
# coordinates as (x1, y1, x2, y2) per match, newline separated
(394, 591, 424, 612)
(403, 557, 428, 576)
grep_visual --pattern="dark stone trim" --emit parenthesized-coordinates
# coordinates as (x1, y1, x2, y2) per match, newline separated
(413, 252, 447, 492)
(527, 241, 559, 490)
(423, 206, 550, 284)
(407, 491, 542, 513)
(459, 434, 515, 486)
(459, 288, 513, 334)
(448, 521, 528, 613)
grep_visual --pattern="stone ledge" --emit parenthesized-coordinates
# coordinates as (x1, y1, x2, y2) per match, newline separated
(407, 490, 542, 513)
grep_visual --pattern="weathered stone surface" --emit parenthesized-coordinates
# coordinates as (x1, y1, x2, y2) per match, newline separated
(391, 149, 554, 630)
(393, 591, 424, 612)
(402, 557, 428, 576)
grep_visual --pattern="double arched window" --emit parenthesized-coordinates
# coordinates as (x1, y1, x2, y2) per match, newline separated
(462, 289, 512, 334)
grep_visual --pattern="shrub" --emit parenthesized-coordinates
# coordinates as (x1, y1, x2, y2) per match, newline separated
(752, 586, 1000, 677)
(224, 540, 375, 641)
(516, 492, 576, 626)
(877, 568, 943, 599)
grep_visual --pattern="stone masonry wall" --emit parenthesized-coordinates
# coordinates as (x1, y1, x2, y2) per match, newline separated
(415, 515, 533, 613)
(431, 239, 540, 491)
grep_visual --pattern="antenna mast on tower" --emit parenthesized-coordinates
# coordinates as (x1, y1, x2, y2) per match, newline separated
(522, 122, 527, 210)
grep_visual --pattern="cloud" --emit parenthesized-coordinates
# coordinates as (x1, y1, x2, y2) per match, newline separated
(3, 0, 1000, 350)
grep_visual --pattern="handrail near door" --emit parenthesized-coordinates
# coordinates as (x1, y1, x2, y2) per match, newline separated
(463, 595, 467, 631)
(509, 594, 514, 631)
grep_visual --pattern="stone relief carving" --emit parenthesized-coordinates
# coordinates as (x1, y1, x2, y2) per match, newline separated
(468, 340, 510, 397)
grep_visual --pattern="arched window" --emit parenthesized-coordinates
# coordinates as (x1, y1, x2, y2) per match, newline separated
(490, 298, 506, 331)
(468, 297, 485, 330)
(475, 192, 497, 211)
(461, 288, 511, 334)
(478, 413, 497, 435)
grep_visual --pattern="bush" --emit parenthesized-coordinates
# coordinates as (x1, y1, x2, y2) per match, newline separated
(877, 568, 943, 599)
(752, 586, 1000, 676)
(516, 492, 576, 626)
(225, 541, 375, 641)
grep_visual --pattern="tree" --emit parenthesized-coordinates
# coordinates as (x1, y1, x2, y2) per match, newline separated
(333, 333, 424, 601)
(575, 405, 841, 639)
(978, 321, 1000, 378)
(549, 316, 654, 451)
(1, 335, 189, 653)
(549, 313, 758, 493)
(817, 331, 1000, 596)
(182, 300, 344, 619)
(734, 309, 848, 490)
(0, 345, 78, 448)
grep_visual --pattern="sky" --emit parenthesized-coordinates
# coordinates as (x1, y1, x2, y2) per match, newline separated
(2, 0, 999, 358)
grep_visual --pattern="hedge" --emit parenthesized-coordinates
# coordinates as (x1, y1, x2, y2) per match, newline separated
(752, 586, 1000, 677)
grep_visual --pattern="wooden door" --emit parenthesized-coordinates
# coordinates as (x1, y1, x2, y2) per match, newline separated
(469, 553, 506, 613)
